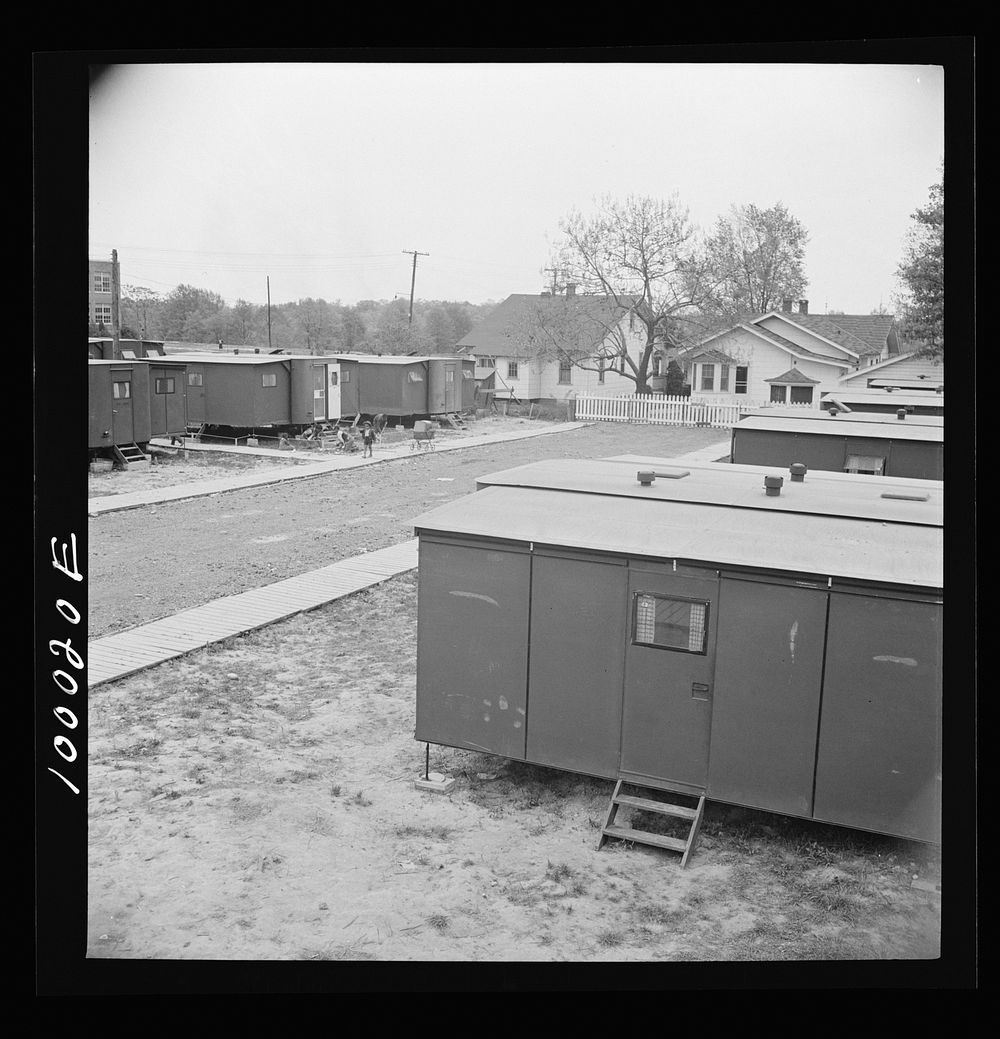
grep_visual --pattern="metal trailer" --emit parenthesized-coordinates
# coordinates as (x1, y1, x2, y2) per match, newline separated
(88, 337, 166, 360)
(88, 360, 153, 450)
(819, 389, 944, 417)
(731, 412, 944, 480)
(146, 358, 189, 439)
(426, 357, 477, 414)
(349, 356, 430, 417)
(412, 458, 942, 849)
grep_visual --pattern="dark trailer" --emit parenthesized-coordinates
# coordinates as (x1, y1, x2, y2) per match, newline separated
(819, 389, 945, 417)
(426, 356, 477, 414)
(413, 458, 942, 854)
(350, 356, 430, 418)
(731, 411, 944, 480)
(88, 359, 152, 452)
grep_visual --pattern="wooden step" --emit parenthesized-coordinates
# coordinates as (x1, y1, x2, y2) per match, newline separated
(601, 825, 688, 853)
(613, 793, 699, 819)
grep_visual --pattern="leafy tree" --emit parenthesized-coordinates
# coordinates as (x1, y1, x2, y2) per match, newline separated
(542, 194, 718, 393)
(424, 306, 457, 352)
(121, 285, 163, 340)
(160, 284, 226, 342)
(699, 202, 809, 321)
(896, 178, 943, 359)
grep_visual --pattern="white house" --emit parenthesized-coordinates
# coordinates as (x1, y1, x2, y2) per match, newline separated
(454, 287, 649, 403)
(677, 300, 920, 407)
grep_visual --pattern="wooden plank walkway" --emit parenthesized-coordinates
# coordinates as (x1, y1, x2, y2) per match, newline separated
(87, 539, 419, 688)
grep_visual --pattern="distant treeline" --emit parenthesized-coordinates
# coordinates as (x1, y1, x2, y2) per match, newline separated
(92, 285, 496, 354)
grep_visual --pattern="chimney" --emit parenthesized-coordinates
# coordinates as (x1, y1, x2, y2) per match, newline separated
(798, 299, 809, 314)
(782, 299, 793, 313)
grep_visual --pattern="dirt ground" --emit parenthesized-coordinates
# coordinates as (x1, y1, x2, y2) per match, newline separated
(85, 417, 944, 967)
(86, 418, 729, 639)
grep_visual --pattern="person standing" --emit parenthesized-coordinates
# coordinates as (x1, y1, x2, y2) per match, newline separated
(361, 422, 375, 458)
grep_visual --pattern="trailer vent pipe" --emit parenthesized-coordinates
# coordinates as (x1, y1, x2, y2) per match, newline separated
(897, 408, 907, 420)
(789, 462, 807, 482)
(764, 474, 784, 497)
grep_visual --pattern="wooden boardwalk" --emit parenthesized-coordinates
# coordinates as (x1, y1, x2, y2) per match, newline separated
(87, 539, 419, 688)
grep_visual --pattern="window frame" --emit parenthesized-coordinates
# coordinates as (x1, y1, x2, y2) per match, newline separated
(700, 363, 715, 392)
(557, 357, 573, 384)
(631, 592, 710, 655)
(507, 360, 519, 380)
(261, 372, 278, 388)
(154, 376, 176, 395)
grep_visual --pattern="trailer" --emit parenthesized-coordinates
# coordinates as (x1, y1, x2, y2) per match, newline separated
(731, 411, 944, 480)
(426, 356, 477, 414)
(819, 389, 944, 417)
(412, 458, 942, 861)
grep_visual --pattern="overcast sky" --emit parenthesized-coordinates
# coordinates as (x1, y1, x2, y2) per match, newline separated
(88, 61, 944, 314)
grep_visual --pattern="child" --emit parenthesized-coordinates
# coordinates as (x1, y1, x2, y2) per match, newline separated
(361, 422, 375, 458)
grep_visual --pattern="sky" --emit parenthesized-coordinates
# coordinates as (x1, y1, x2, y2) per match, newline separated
(88, 60, 945, 315)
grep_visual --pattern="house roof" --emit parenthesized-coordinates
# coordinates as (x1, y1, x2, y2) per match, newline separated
(760, 313, 895, 358)
(765, 366, 821, 385)
(838, 349, 944, 385)
(682, 322, 850, 369)
(454, 292, 639, 355)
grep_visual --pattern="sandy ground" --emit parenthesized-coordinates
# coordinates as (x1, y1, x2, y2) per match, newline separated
(85, 418, 944, 966)
(87, 574, 942, 964)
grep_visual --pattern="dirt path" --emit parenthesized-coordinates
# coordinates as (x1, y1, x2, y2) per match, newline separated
(87, 421, 728, 639)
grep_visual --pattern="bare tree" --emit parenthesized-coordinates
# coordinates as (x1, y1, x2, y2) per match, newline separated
(545, 194, 719, 393)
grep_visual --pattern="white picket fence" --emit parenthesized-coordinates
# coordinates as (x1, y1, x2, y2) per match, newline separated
(574, 394, 817, 428)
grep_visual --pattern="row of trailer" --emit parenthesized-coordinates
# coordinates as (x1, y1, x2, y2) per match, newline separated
(88, 352, 478, 454)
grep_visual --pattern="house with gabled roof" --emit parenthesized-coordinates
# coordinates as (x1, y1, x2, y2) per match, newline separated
(677, 299, 910, 406)
(453, 286, 648, 403)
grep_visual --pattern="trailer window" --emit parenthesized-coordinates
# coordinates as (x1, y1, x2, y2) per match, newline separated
(187, 372, 203, 386)
(462, 370, 473, 379)
(845, 454, 885, 476)
(633, 593, 709, 654)
(407, 371, 424, 383)
(329, 371, 339, 386)
(262, 373, 277, 387)
(112, 381, 130, 399)
(341, 370, 350, 383)
(154, 377, 176, 394)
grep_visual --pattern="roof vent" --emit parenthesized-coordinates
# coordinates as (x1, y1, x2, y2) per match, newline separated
(764, 475, 784, 497)
(789, 463, 807, 482)
(637, 469, 690, 486)
(896, 408, 906, 420)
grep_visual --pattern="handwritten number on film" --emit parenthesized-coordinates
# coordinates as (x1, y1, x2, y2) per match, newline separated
(49, 534, 83, 795)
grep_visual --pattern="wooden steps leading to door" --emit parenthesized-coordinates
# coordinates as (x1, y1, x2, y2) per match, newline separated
(598, 779, 706, 868)
(113, 442, 149, 468)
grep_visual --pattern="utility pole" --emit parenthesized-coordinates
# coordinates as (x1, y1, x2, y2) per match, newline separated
(402, 250, 429, 326)
(111, 249, 121, 359)
(543, 267, 562, 295)
(266, 276, 272, 351)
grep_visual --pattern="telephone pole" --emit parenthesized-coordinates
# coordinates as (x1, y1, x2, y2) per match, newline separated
(543, 267, 562, 295)
(266, 276, 272, 351)
(111, 249, 121, 358)
(403, 250, 429, 326)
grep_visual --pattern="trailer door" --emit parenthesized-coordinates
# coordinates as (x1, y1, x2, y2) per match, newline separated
(110, 366, 135, 443)
(620, 567, 719, 789)
(445, 362, 457, 411)
(328, 362, 342, 420)
(311, 364, 327, 421)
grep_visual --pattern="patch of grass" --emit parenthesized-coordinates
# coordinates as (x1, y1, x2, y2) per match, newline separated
(394, 824, 453, 841)
(351, 790, 373, 807)
(596, 929, 627, 948)
(329, 783, 342, 798)
(428, 914, 450, 932)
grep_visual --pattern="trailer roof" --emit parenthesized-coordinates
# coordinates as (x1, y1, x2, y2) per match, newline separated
(473, 458, 942, 526)
(413, 484, 942, 589)
(734, 413, 944, 440)
(743, 406, 943, 426)
(819, 390, 944, 408)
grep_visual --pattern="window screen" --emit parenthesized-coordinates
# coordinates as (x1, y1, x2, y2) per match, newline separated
(845, 454, 885, 475)
(154, 377, 175, 394)
(188, 372, 203, 386)
(633, 593, 709, 654)
(262, 373, 277, 387)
